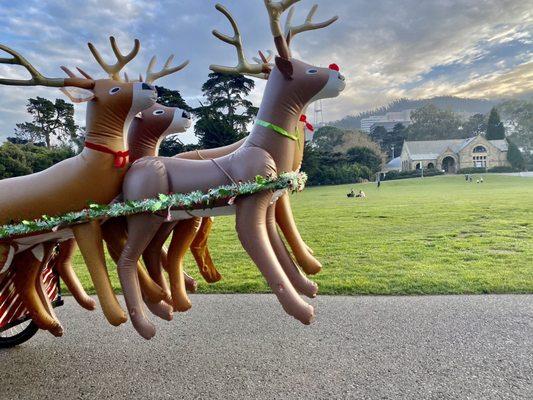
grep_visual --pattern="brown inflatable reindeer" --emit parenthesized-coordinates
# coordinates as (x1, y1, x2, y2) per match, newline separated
(117, 0, 345, 339)
(0, 37, 192, 331)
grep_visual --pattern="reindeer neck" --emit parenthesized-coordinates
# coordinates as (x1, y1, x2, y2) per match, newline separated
(84, 101, 132, 152)
(128, 122, 161, 162)
(245, 93, 303, 173)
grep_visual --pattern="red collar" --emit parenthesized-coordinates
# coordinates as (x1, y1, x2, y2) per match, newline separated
(85, 142, 129, 168)
(299, 115, 314, 132)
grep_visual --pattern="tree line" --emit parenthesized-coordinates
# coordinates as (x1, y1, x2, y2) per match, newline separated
(1, 74, 530, 182)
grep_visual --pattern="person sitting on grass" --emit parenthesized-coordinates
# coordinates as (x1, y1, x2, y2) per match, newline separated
(356, 190, 366, 198)
(347, 188, 356, 198)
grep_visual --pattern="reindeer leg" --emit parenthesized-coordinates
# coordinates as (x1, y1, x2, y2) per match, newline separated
(275, 193, 322, 275)
(236, 192, 314, 325)
(35, 243, 64, 336)
(141, 222, 177, 321)
(266, 205, 318, 298)
(12, 245, 63, 336)
(56, 239, 96, 311)
(119, 214, 164, 339)
(190, 217, 222, 283)
(102, 219, 168, 305)
(160, 245, 198, 293)
(72, 221, 127, 326)
(166, 218, 202, 312)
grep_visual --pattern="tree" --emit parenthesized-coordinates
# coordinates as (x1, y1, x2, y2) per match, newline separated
(462, 113, 487, 136)
(406, 105, 463, 140)
(370, 125, 388, 144)
(507, 139, 525, 170)
(194, 72, 257, 148)
(158, 135, 199, 157)
(156, 86, 191, 110)
(13, 97, 78, 148)
(0, 142, 74, 179)
(485, 107, 505, 140)
(0, 142, 32, 178)
(313, 126, 345, 152)
(497, 100, 532, 166)
(346, 146, 383, 173)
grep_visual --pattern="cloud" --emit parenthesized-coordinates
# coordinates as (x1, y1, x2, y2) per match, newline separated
(0, 0, 532, 142)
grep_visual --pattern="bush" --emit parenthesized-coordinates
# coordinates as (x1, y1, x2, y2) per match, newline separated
(382, 169, 444, 181)
(0, 142, 74, 179)
(487, 166, 519, 173)
(458, 167, 487, 174)
(306, 163, 372, 186)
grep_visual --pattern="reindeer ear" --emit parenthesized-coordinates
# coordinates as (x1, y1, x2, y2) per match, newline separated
(59, 88, 95, 103)
(275, 56, 293, 80)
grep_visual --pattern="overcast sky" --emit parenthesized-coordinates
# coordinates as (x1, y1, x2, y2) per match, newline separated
(0, 0, 531, 143)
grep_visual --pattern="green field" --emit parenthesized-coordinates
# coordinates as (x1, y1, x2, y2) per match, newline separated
(71, 174, 533, 295)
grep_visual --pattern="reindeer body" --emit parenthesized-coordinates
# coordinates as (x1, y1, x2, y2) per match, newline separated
(119, 55, 345, 338)
(0, 82, 155, 225)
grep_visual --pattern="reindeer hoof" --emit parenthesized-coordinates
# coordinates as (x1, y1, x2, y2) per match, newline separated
(298, 304, 315, 325)
(131, 316, 156, 340)
(300, 256, 322, 276)
(50, 323, 64, 337)
(186, 279, 198, 293)
(146, 301, 174, 321)
(173, 299, 192, 313)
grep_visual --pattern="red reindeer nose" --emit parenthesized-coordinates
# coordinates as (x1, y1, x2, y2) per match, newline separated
(329, 63, 340, 72)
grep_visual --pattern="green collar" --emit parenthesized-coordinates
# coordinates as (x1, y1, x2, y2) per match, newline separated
(256, 119, 299, 143)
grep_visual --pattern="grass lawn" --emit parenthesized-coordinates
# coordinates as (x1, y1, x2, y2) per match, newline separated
(70, 174, 533, 295)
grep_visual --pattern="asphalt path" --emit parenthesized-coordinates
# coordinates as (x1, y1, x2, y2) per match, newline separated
(1, 294, 532, 399)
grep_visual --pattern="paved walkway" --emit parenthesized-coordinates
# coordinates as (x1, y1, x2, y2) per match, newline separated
(1, 294, 532, 399)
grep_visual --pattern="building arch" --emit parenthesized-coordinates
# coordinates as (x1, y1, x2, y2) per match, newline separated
(473, 145, 487, 153)
(427, 162, 435, 169)
(441, 156, 456, 173)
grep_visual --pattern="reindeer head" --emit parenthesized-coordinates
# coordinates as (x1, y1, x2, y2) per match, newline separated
(0, 38, 156, 126)
(134, 104, 192, 136)
(137, 54, 192, 136)
(210, 1, 344, 111)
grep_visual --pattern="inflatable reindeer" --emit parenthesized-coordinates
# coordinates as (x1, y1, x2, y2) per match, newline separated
(169, 3, 334, 284)
(117, 0, 345, 339)
(0, 37, 187, 332)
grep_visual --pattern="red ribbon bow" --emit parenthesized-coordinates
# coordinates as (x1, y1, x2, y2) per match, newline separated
(299, 114, 314, 132)
(85, 141, 130, 169)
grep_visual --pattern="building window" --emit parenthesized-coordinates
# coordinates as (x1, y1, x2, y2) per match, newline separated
(473, 155, 487, 168)
(473, 145, 487, 153)
(427, 162, 435, 169)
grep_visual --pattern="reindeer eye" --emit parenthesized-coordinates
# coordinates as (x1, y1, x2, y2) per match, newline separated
(306, 69, 318, 75)
(153, 109, 165, 116)
(109, 87, 121, 95)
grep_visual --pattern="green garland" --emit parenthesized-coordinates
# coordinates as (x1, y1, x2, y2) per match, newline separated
(0, 172, 307, 240)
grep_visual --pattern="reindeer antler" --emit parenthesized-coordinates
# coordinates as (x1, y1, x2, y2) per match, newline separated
(145, 55, 189, 84)
(284, 4, 338, 46)
(264, 0, 300, 59)
(210, 4, 272, 77)
(88, 36, 140, 81)
(0, 44, 93, 89)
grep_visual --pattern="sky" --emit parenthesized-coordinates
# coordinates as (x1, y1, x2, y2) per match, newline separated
(0, 0, 531, 143)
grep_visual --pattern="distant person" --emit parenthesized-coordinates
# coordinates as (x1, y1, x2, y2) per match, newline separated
(356, 190, 366, 198)
(480, 177, 484, 183)
(465, 174, 469, 181)
(377, 179, 381, 189)
(347, 188, 355, 198)
(476, 179, 480, 183)
(469, 176, 473, 182)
